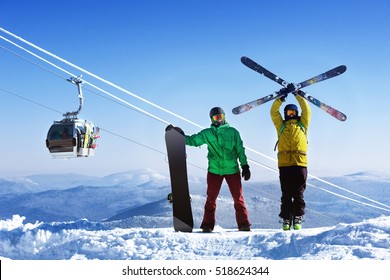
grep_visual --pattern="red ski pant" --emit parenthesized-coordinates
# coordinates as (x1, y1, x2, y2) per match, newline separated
(201, 172, 251, 230)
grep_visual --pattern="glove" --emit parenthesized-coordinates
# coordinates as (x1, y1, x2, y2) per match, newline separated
(292, 90, 301, 96)
(278, 83, 296, 102)
(241, 164, 251, 181)
(286, 83, 296, 92)
(278, 91, 288, 102)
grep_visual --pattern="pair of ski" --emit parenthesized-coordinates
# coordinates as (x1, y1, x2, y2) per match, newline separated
(232, 56, 347, 121)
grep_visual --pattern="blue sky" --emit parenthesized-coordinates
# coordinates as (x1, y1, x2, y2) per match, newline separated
(0, 0, 389, 180)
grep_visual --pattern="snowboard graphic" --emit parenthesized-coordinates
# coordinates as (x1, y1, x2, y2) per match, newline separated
(165, 126, 193, 232)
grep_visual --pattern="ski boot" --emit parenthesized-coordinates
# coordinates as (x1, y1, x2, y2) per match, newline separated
(282, 219, 291, 231)
(293, 216, 303, 230)
(239, 225, 251, 232)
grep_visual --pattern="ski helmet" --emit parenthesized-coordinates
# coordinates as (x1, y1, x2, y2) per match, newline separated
(284, 104, 299, 120)
(209, 107, 226, 127)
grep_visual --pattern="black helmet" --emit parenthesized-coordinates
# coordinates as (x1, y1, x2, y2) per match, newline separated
(209, 107, 226, 127)
(209, 107, 224, 117)
(284, 104, 299, 120)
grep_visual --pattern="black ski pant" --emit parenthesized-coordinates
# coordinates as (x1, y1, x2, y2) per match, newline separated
(278, 166, 307, 220)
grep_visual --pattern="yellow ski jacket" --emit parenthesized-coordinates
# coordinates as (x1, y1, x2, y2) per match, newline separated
(270, 94, 311, 167)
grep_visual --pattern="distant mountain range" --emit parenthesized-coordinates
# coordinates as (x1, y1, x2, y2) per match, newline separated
(0, 169, 389, 229)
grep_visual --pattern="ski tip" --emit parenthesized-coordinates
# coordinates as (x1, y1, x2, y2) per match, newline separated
(241, 56, 256, 64)
(333, 112, 347, 121)
(339, 65, 347, 73)
(240, 56, 248, 62)
(232, 106, 252, 115)
(232, 107, 240, 115)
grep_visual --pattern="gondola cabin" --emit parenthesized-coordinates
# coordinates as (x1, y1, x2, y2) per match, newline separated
(46, 76, 100, 159)
(46, 118, 99, 159)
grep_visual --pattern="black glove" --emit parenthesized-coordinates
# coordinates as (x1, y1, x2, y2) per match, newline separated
(292, 90, 301, 96)
(278, 83, 296, 102)
(286, 83, 296, 92)
(241, 164, 251, 181)
(165, 124, 185, 135)
(278, 91, 288, 102)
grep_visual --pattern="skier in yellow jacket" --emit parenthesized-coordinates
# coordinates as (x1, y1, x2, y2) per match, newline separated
(271, 91, 311, 230)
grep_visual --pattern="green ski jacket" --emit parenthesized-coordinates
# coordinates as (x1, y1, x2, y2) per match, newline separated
(185, 123, 248, 175)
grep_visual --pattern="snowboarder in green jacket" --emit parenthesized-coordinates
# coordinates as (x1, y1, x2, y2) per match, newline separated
(185, 107, 251, 232)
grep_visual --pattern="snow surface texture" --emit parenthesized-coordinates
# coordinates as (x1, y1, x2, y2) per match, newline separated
(0, 215, 389, 260)
(0, 169, 389, 260)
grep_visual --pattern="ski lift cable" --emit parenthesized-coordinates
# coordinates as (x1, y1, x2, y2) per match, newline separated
(0, 33, 275, 159)
(0, 86, 63, 115)
(0, 38, 170, 125)
(1, 28, 389, 211)
(0, 86, 206, 171)
(0, 44, 172, 130)
(99, 127, 206, 171)
(0, 30, 306, 161)
(246, 158, 389, 212)
(0, 27, 204, 130)
(307, 183, 390, 213)
(0, 43, 204, 170)
(308, 173, 390, 210)
(0, 42, 173, 126)
(1, 85, 389, 214)
(1, 29, 278, 162)
(0, 40, 275, 169)
(0, 43, 69, 81)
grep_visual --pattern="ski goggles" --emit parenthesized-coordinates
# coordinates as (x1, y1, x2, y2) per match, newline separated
(211, 114, 225, 122)
(286, 109, 297, 117)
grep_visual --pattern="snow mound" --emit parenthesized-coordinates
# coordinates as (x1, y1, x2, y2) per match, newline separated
(0, 215, 389, 260)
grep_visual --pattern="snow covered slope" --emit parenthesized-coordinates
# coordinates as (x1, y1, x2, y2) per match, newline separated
(0, 215, 389, 260)
(0, 170, 389, 260)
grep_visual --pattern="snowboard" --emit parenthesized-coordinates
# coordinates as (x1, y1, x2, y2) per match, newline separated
(165, 126, 193, 232)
